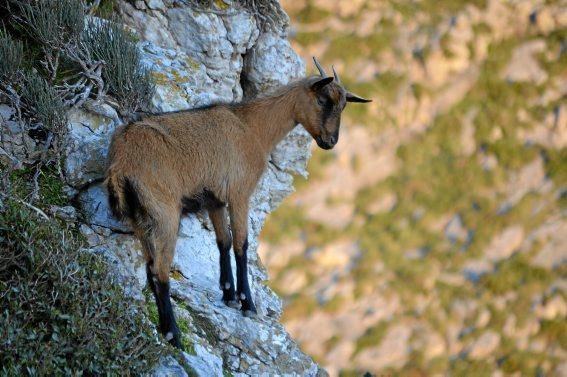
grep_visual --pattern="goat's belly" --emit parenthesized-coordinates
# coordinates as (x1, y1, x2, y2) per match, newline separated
(181, 189, 225, 214)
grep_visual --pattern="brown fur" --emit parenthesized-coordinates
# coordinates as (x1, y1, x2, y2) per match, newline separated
(105, 68, 370, 346)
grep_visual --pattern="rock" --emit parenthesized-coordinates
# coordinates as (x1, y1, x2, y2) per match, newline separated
(367, 193, 397, 215)
(484, 225, 524, 262)
(152, 356, 188, 377)
(444, 214, 468, 244)
(311, 240, 359, 270)
(182, 344, 224, 377)
(502, 40, 548, 85)
(65, 106, 120, 187)
(146, 0, 165, 11)
(354, 323, 412, 370)
(530, 219, 567, 269)
(533, 295, 567, 321)
(243, 32, 305, 97)
(468, 331, 501, 359)
(476, 309, 491, 329)
(48, 205, 78, 222)
(78, 183, 130, 233)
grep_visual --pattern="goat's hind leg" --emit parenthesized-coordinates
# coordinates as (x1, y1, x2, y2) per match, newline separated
(138, 214, 183, 349)
(209, 207, 238, 308)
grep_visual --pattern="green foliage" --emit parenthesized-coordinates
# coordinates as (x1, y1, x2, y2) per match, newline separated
(354, 321, 389, 355)
(20, 72, 68, 135)
(0, 197, 163, 375)
(16, 0, 84, 48)
(9, 164, 67, 206)
(82, 17, 155, 114)
(479, 253, 551, 295)
(0, 27, 23, 80)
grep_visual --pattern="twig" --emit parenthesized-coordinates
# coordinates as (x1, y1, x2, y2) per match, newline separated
(0, 193, 50, 220)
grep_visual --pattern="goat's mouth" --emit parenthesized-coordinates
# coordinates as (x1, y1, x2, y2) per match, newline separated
(315, 136, 335, 150)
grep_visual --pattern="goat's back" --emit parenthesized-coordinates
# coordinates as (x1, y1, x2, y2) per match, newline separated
(106, 105, 265, 220)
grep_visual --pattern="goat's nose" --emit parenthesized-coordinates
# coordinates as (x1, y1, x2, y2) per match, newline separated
(330, 135, 337, 145)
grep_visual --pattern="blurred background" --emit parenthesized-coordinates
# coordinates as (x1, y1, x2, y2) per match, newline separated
(259, 0, 566, 376)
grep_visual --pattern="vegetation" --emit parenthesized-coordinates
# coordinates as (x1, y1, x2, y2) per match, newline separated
(0, 174, 163, 375)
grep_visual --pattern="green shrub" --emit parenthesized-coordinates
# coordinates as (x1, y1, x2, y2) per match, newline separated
(82, 17, 155, 114)
(20, 72, 68, 135)
(0, 27, 23, 80)
(0, 197, 163, 375)
(16, 0, 84, 49)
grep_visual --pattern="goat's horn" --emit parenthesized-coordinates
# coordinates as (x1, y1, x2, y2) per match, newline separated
(313, 56, 327, 77)
(332, 65, 341, 84)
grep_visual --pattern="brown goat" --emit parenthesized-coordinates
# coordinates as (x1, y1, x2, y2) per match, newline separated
(105, 58, 371, 348)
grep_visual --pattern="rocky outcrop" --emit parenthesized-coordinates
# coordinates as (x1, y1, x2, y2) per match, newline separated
(65, 2, 321, 375)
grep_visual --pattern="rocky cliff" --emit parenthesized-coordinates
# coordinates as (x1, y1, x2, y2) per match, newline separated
(63, 1, 321, 375)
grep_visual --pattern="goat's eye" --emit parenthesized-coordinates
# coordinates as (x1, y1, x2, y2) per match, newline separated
(317, 97, 325, 106)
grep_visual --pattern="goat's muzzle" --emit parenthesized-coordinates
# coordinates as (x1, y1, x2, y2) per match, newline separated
(315, 135, 337, 150)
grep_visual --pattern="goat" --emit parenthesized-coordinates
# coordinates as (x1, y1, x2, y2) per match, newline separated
(105, 57, 371, 348)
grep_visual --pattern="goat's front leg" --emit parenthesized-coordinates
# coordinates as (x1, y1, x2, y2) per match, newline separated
(229, 200, 257, 317)
(208, 206, 238, 308)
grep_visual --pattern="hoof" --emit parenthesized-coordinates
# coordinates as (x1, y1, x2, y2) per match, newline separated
(242, 309, 257, 318)
(166, 333, 183, 350)
(224, 299, 240, 309)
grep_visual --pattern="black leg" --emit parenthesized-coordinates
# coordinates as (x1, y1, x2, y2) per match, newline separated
(235, 238, 257, 316)
(218, 240, 237, 307)
(147, 263, 182, 349)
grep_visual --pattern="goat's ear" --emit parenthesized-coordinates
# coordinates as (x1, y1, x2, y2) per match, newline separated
(311, 77, 334, 91)
(346, 91, 372, 103)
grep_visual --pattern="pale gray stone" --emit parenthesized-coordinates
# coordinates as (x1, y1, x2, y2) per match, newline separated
(64, 107, 119, 187)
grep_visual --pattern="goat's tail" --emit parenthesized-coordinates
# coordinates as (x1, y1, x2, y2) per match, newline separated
(106, 174, 145, 222)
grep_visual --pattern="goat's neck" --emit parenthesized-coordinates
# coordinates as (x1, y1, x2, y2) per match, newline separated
(235, 89, 299, 155)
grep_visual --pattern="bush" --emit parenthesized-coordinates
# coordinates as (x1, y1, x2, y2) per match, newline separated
(20, 72, 68, 138)
(0, 27, 23, 80)
(0, 197, 163, 375)
(16, 0, 85, 49)
(82, 17, 154, 114)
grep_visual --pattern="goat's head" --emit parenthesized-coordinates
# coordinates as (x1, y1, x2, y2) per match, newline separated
(296, 57, 371, 150)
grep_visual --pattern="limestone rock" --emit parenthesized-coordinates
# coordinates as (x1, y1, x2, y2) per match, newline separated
(468, 331, 501, 360)
(65, 106, 120, 187)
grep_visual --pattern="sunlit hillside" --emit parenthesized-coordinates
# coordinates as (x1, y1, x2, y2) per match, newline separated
(260, 0, 567, 375)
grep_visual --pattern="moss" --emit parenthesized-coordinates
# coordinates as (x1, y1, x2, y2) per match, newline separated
(144, 287, 160, 327)
(546, 148, 567, 185)
(177, 316, 197, 355)
(480, 250, 552, 296)
(294, 31, 322, 47)
(281, 294, 318, 321)
(539, 319, 567, 349)
(450, 358, 492, 377)
(353, 321, 389, 355)
(294, 2, 331, 24)
(213, 0, 230, 11)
